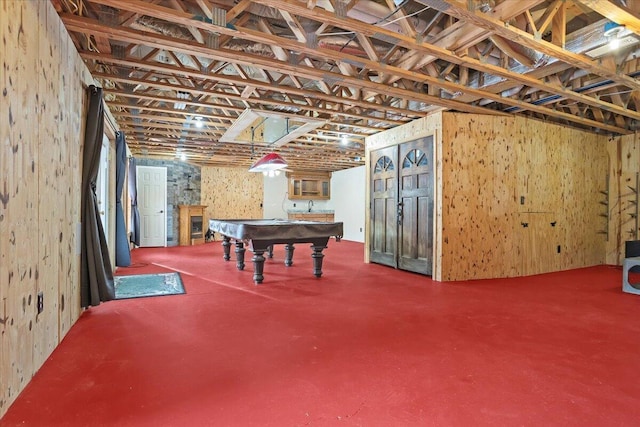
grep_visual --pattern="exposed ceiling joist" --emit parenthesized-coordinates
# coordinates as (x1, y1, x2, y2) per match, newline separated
(53, 0, 640, 170)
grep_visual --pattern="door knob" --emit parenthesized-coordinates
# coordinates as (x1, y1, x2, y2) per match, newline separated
(158, 210, 164, 213)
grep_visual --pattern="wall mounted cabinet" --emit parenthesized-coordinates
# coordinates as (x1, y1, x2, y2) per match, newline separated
(287, 172, 331, 200)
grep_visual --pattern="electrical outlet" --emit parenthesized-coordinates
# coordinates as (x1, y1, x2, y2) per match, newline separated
(293, 203, 296, 207)
(37, 292, 44, 314)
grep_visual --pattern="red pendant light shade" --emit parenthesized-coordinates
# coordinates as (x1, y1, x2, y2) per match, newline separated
(248, 152, 288, 173)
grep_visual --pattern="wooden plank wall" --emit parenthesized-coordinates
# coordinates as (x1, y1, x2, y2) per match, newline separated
(606, 133, 640, 265)
(200, 167, 264, 227)
(0, 1, 93, 417)
(440, 113, 607, 281)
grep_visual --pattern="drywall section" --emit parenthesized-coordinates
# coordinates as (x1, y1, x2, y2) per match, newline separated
(440, 113, 607, 281)
(0, 0, 94, 417)
(606, 133, 640, 265)
(201, 167, 264, 228)
(332, 166, 366, 242)
(262, 173, 289, 219)
(365, 113, 443, 278)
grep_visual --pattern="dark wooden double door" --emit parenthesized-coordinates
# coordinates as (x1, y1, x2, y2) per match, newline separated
(370, 137, 433, 275)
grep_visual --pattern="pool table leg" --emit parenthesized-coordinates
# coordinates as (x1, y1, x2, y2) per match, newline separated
(310, 245, 325, 278)
(284, 243, 295, 266)
(221, 236, 231, 261)
(235, 241, 246, 270)
(252, 250, 266, 284)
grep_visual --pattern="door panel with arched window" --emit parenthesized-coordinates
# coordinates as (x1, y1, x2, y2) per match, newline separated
(369, 137, 433, 275)
(370, 146, 398, 267)
(398, 137, 433, 275)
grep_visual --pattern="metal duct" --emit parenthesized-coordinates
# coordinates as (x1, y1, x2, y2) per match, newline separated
(468, 19, 635, 90)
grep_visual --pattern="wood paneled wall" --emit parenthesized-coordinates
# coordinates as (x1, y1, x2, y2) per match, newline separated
(364, 112, 608, 282)
(440, 113, 607, 280)
(0, 1, 93, 417)
(201, 167, 264, 226)
(606, 133, 640, 265)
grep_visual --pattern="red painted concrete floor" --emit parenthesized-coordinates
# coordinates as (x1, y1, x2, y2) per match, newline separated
(2, 241, 640, 426)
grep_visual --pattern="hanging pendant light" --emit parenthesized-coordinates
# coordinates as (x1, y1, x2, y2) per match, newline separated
(248, 152, 288, 173)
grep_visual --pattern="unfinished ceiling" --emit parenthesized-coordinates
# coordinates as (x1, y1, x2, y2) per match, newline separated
(52, 0, 640, 172)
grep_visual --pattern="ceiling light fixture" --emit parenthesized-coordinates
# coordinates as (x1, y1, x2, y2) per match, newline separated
(174, 91, 189, 110)
(248, 152, 288, 173)
(263, 170, 282, 177)
(194, 116, 203, 128)
(604, 22, 625, 50)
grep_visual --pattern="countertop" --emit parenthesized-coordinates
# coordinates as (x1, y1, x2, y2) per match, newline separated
(287, 210, 335, 214)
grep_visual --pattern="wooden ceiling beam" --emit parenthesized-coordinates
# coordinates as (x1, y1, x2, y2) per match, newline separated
(225, 0, 252, 23)
(108, 102, 231, 122)
(56, 0, 638, 148)
(551, 1, 566, 48)
(81, 52, 411, 126)
(247, 0, 638, 126)
(167, 0, 205, 43)
(61, 13, 499, 117)
(574, 0, 640, 37)
(118, 118, 368, 144)
(383, 0, 417, 37)
(535, 0, 564, 36)
(89, 0, 615, 130)
(414, 0, 640, 91)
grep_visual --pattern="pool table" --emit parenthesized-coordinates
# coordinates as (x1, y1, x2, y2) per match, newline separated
(208, 219, 343, 284)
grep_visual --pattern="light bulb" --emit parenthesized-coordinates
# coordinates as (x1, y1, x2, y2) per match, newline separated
(610, 37, 621, 49)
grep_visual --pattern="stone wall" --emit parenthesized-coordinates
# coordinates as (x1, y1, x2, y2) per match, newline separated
(135, 159, 201, 245)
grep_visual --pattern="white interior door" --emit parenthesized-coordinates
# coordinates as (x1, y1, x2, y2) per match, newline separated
(137, 166, 167, 247)
(96, 134, 110, 238)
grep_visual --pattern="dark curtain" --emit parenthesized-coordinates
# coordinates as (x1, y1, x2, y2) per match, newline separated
(128, 156, 140, 247)
(81, 85, 115, 307)
(115, 132, 131, 266)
